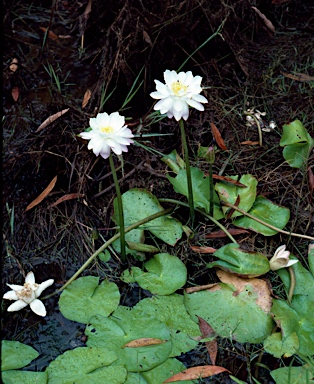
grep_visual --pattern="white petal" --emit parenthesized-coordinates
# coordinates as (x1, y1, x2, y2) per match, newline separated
(25, 272, 35, 285)
(174, 99, 184, 112)
(95, 113, 110, 127)
(286, 259, 299, 267)
(6, 284, 24, 291)
(36, 279, 54, 297)
(3, 290, 19, 300)
(186, 99, 205, 111)
(99, 149, 111, 159)
(164, 70, 177, 85)
(80, 131, 96, 140)
(192, 94, 208, 103)
(150, 91, 167, 100)
(30, 299, 47, 317)
(7, 300, 28, 312)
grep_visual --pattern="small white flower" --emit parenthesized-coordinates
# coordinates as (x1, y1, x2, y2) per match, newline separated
(3, 272, 54, 317)
(150, 69, 208, 121)
(80, 112, 134, 159)
(269, 245, 299, 271)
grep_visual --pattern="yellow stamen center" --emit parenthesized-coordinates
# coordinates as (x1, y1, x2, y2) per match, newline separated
(171, 81, 188, 96)
(100, 126, 114, 134)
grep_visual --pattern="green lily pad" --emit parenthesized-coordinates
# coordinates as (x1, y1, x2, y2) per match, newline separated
(233, 195, 290, 235)
(121, 253, 187, 295)
(112, 189, 183, 257)
(142, 358, 196, 384)
(207, 243, 270, 277)
(280, 120, 314, 168)
(184, 275, 274, 343)
(215, 174, 257, 218)
(167, 167, 224, 219)
(1, 341, 39, 371)
(59, 276, 120, 324)
(124, 373, 148, 384)
(86, 306, 172, 372)
(1, 371, 47, 384)
(46, 347, 126, 384)
(270, 365, 314, 384)
(133, 294, 200, 356)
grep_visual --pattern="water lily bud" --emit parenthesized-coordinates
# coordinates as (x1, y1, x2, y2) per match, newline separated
(269, 245, 299, 271)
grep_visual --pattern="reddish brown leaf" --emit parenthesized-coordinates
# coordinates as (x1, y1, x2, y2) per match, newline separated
(210, 122, 228, 150)
(212, 174, 247, 187)
(308, 166, 314, 202)
(39, 27, 59, 40)
(84, 0, 92, 18)
(197, 316, 217, 364)
(205, 229, 250, 239)
(11, 87, 19, 102)
(122, 338, 167, 348)
(241, 141, 260, 146)
(25, 176, 57, 212)
(49, 193, 85, 208)
(251, 7, 275, 33)
(163, 365, 230, 382)
(82, 89, 92, 108)
(36, 108, 69, 132)
(9, 58, 19, 72)
(143, 30, 152, 45)
(185, 284, 219, 294)
(190, 246, 217, 254)
(282, 72, 314, 82)
(226, 195, 240, 219)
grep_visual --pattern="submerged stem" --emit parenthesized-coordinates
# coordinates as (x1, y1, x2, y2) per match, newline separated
(109, 153, 126, 262)
(179, 119, 194, 224)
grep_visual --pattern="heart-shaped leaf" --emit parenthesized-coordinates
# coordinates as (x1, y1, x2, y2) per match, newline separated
(1, 371, 47, 384)
(59, 276, 120, 324)
(121, 253, 187, 295)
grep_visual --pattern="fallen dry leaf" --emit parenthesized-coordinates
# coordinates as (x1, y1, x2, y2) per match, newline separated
(82, 89, 92, 108)
(216, 270, 272, 313)
(211, 174, 247, 187)
(241, 141, 260, 146)
(163, 365, 230, 382)
(49, 193, 85, 208)
(11, 87, 19, 102)
(36, 108, 69, 132)
(25, 176, 57, 212)
(197, 316, 217, 365)
(282, 72, 314, 82)
(122, 338, 166, 348)
(205, 228, 250, 238)
(143, 30, 152, 46)
(9, 58, 19, 72)
(185, 283, 219, 294)
(251, 7, 275, 33)
(210, 121, 228, 150)
(39, 27, 59, 40)
(190, 246, 217, 254)
(308, 166, 314, 202)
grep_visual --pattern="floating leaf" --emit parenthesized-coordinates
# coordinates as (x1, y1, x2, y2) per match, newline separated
(215, 174, 257, 218)
(233, 195, 290, 235)
(167, 167, 224, 219)
(121, 253, 187, 295)
(133, 294, 200, 357)
(270, 365, 314, 384)
(184, 271, 274, 343)
(207, 243, 270, 277)
(1, 341, 39, 371)
(59, 276, 120, 324)
(112, 189, 183, 256)
(163, 365, 230, 382)
(279, 120, 314, 168)
(1, 371, 47, 384)
(46, 347, 126, 384)
(86, 306, 172, 372)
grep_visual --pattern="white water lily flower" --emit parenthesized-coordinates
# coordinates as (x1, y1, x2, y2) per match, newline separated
(80, 112, 134, 159)
(269, 245, 299, 271)
(150, 70, 208, 121)
(3, 272, 54, 317)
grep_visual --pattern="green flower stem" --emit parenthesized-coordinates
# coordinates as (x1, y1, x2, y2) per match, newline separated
(109, 153, 126, 262)
(43, 207, 174, 298)
(222, 201, 314, 241)
(179, 119, 194, 224)
(251, 114, 263, 147)
(209, 162, 214, 217)
(158, 198, 238, 244)
(287, 266, 296, 304)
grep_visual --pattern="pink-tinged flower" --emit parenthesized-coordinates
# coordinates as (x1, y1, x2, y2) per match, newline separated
(269, 245, 299, 271)
(3, 272, 54, 317)
(150, 70, 208, 121)
(80, 112, 134, 159)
